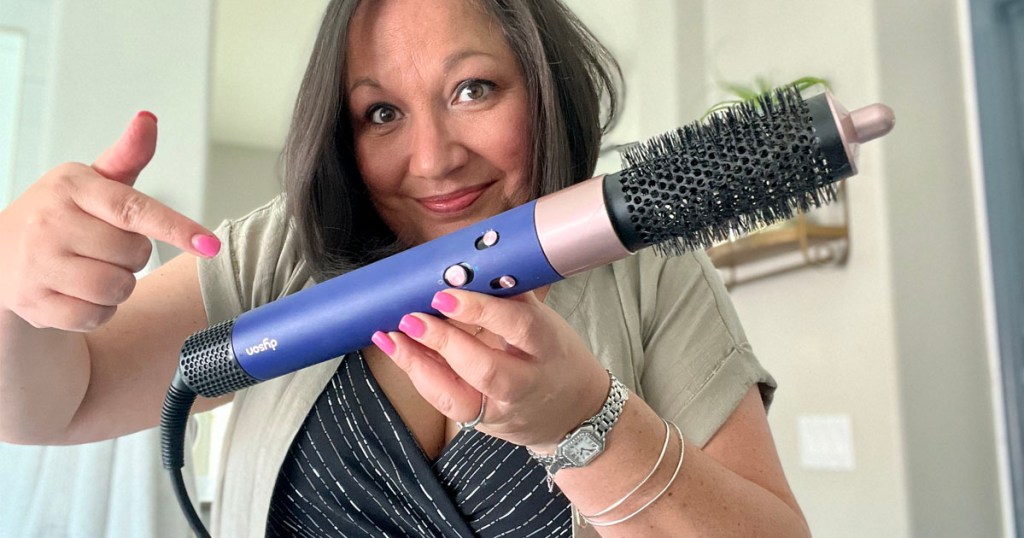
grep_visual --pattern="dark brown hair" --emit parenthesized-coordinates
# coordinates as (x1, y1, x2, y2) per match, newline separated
(284, 0, 621, 279)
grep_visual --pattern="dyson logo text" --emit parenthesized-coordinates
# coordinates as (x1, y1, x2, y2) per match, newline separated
(245, 338, 279, 356)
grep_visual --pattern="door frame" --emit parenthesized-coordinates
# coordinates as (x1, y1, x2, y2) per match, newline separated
(969, 0, 1024, 534)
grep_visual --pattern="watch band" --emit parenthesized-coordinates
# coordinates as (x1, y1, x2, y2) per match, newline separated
(527, 371, 628, 490)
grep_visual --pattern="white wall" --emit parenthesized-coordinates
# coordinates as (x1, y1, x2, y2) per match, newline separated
(698, 3, 911, 536)
(700, 1, 1007, 537)
(565, 0, 706, 176)
(0, 0, 58, 203)
(210, 0, 329, 149)
(45, 1, 214, 262)
(205, 143, 283, 228)
(1, 1, 215, 535)
(875, 0, 1007, 535)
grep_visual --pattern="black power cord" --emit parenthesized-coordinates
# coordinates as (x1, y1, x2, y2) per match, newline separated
(160, 372, 212, 538)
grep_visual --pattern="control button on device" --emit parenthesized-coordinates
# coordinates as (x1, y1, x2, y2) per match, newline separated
(489, 275, 518, 290)
(443, 264, 473, 287)
(475, 230, 500, 250)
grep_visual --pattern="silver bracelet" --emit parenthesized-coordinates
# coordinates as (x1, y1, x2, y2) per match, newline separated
(526, 371, 628, 491)
(580, 418, 671, 520)
(581, 421, 686, 527)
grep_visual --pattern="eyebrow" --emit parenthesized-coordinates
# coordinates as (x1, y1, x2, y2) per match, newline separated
(349, 76, 381, 93)
(347, 49, 497, 94)
(443, 49, 495, 73)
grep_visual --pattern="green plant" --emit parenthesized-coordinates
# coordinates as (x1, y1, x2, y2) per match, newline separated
(702, 76, 830, 119)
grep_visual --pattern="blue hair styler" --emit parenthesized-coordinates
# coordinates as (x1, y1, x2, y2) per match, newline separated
(161, 87, 894, 537)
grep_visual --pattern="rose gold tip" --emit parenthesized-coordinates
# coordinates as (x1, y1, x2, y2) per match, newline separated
(850, 104, 895, 143)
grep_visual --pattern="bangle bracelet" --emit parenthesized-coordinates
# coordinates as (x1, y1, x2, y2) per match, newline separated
(580, 419, 671, 519)
(582, 421, 686, 527)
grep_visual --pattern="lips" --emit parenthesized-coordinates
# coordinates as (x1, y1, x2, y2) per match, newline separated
(416, 183, 492, 214)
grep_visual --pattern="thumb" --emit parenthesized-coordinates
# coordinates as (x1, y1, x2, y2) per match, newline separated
(91, 111, 158, 185)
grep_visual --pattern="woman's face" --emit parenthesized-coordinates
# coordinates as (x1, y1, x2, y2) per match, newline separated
(346, 0, 533, 245)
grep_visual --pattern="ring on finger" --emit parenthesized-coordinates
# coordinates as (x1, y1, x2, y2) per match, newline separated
(457, 395, 487, 431)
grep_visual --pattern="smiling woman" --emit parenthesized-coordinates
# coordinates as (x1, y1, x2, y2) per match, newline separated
(282, 0, 619, 279)
(0, 1, 811, 537)
(0, 0, 1007, 536)
(346, 1, 534, 246)
(204, 1, 806, 537)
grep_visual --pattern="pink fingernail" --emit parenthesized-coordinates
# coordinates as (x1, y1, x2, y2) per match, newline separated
(431, 291, 458, 313)
(371, 331, 396, 356)
(137, 110, 158, 124)
(399, 314, 426, 338)
(191, 234, 221, 257)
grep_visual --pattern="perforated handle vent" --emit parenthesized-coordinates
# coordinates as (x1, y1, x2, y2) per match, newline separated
(178, 319, 257, 397)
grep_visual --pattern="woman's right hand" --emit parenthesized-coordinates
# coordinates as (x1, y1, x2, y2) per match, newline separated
(0, 112, 220, 332)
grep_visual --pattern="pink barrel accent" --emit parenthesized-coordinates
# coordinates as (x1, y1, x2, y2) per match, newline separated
(534, 176, 632, 277)
(824, 92, 896, 175)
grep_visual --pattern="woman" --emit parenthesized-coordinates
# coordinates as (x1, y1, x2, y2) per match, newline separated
(0, 0, 809, 536)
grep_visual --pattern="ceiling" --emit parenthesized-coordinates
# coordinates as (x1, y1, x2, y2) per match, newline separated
(210, 0, 329, 149)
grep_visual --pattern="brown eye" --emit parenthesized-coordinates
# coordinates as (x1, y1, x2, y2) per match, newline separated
(454, 80, 495, 103)
(368, 105, 400, 125)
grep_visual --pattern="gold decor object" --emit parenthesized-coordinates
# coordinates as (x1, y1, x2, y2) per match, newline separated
(707, 183, 850, 289)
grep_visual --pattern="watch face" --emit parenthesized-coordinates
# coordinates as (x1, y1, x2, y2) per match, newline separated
(562, 426, 604, 467)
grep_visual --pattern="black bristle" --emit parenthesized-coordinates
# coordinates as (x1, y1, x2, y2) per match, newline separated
(615, 85, 844, 256)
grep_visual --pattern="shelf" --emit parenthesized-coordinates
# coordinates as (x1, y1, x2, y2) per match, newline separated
(707, 219, 848, 268)
(705, 182, 850, 289)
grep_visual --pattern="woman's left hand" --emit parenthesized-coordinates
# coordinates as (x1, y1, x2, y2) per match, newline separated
(371, 289, 610, 450)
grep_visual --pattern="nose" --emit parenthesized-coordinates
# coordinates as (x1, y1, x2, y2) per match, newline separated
(408, 112, 469, 180)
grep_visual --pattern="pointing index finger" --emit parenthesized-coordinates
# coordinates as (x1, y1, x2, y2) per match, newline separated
(73, 174, 220, 257)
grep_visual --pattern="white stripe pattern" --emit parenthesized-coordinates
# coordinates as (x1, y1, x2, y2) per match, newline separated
(267, 353, 570, 537)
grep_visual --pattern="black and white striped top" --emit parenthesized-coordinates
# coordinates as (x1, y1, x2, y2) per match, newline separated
(266, 352, 571, 537)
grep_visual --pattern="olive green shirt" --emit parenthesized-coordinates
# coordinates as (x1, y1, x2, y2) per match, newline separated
(198, 197, 775, 538)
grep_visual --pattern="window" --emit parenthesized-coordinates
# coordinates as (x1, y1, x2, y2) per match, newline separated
(0, 29, 26, 208)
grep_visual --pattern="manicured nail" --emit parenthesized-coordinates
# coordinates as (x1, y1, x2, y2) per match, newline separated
(137, 110, 158, 124)
(371, 331, 396, 356)
(191, 234, 221, 257)
(399, 314, 426, 338)
(431, 291, 458, 313)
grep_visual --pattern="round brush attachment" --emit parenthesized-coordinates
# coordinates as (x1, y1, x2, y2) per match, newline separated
(604, 85, 854, 256)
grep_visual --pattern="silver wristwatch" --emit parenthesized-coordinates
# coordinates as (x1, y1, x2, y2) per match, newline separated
(528, 371, 628, 490)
